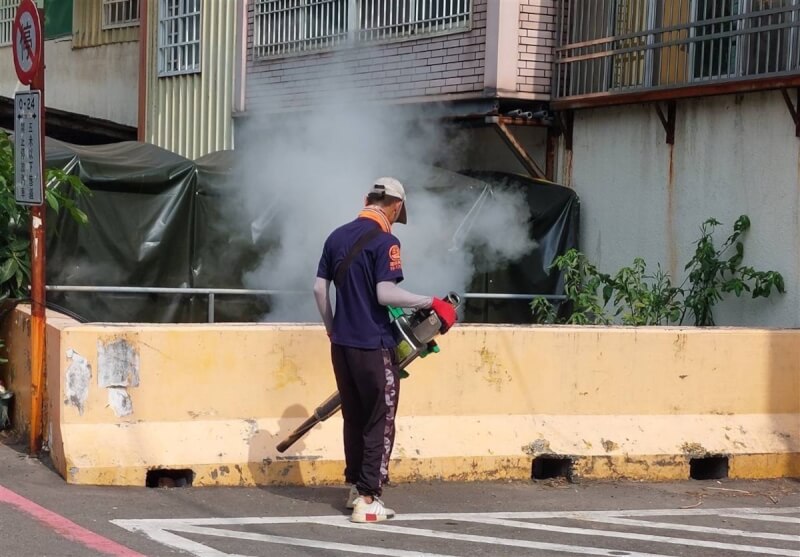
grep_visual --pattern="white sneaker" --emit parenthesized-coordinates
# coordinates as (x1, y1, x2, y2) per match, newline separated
(350, 496, 395, 523)
(345, 485, 359, 509)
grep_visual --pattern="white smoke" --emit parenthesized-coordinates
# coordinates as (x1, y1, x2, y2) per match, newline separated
(234, 58, 535, 322)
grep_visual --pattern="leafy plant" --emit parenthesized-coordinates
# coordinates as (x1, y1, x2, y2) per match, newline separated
(0, 130, 90, 300)
(532, 216, 785, 327)
(546, 248, 610, 325)
(603, 258, 682, 326)
(681, 216, 785, 326)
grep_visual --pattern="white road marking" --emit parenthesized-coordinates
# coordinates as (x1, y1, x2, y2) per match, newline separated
(164, 523, 459, 557)
(112, 505, 800, 526)
(309, 517, 674, 557)
(716, 512, 800, 524)
(120, 524, 247, 557)
(571, 515, 800, 543)
(112, 506, 800, 557)
(443, 517, 798, 556)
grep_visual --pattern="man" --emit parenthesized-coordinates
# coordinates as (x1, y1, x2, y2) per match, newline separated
(314, 177, 457, 523)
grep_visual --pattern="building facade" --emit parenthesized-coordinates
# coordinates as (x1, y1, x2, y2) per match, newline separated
(0, 0, 139, 143)
(552, 0, 800, 326)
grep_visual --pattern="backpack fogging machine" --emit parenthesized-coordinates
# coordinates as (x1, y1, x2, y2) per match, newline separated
(276, 292, 461, 453)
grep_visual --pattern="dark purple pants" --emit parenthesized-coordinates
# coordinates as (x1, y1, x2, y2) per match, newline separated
(330, 343, 400, 497)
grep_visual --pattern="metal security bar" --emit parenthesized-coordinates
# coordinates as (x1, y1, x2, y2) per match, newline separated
(158, 0, 201, 77)
(0, 0, 18, 47)
(253, 0, 472, 59)
(554, 0, 800, 102)
(357, 0, 471, 42)
(254, 0, 349, 58)
(45, 285, 565, 324)
(102, 0, 140, 29)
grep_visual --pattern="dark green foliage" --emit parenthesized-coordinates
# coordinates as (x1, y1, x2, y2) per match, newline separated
(532, 216, 785, 326)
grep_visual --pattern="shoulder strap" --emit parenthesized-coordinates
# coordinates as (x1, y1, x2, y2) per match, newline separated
(333, 226, 383, 288)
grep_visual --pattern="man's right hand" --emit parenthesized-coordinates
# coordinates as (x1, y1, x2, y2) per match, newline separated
(431, 297, 458, 334)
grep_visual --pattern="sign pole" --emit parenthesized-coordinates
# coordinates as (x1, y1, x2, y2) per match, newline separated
(13, 0, 46, 455)
(28, 5, 45, 456)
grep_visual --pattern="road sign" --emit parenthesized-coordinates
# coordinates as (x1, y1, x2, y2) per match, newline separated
(12, 0, 42, 86)
(14, 91, 43, 206)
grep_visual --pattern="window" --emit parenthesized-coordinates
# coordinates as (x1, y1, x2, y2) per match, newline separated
(358, 0, 471, 42)
(254, 0, 348, 58)
(253, 0, 472, 59)
(158, 0, 201, 76)
(691, 0, 740, 80)
(690, 0, 798, 80)
(102, 0, 139, 29)
(740, 0, 798, 75)
(0, 0, 18, 47)
(611, 0, 657, 89)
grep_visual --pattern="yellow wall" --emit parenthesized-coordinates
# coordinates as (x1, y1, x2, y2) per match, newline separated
(3, 306, 798, 485)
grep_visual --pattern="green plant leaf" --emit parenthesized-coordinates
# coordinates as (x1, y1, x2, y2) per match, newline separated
(0, 258, 17, 283)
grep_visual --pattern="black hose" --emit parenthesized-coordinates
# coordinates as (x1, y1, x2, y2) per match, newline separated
(7, 297, 90, 324)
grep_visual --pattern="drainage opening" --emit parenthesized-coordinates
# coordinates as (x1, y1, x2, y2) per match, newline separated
(532, 457, 573, 481)
(689, 456, 729, 480)
(146, 469, 194, 488)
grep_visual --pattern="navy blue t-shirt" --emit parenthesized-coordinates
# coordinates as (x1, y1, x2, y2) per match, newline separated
(317, 217, 404, 349)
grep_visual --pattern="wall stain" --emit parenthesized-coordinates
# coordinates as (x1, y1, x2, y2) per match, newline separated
(522, 438, 552, 456)
(601, 439, 618, 452)
(64, 349, 91, 415)
(666, 142, 677, 279)
(273, 347, 305, 389)
(477, 345, 508, 391)
(681, 442, 707, 456)
(97, 337, 140, 388)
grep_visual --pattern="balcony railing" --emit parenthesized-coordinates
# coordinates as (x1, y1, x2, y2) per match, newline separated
(554, 0, 800, 106)
(253, 0, 472, 59)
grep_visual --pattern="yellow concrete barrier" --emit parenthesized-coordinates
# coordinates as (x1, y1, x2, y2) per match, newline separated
(2, 305, 798, 485)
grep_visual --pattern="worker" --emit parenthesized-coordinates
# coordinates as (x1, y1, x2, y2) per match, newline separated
(313, 177, 457, 523)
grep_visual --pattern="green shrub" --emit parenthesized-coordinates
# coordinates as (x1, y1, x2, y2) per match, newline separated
(532, 215, 785, 327)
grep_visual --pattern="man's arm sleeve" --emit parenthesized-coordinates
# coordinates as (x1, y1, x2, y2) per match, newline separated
(376, 281, 432, 310)
(313, 276, 334, 333)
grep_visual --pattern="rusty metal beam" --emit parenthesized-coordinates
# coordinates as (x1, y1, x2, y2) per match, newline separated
(556, 110, 574, 151)
(654, 101, 676, 145)
(545, 126, 558, 182)
(493, 120, 546, 179)
(551, 75, 800, 111)
(780, 88, 800, 138)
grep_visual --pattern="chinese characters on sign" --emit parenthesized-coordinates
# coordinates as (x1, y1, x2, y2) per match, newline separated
(14, 91, 43, 206)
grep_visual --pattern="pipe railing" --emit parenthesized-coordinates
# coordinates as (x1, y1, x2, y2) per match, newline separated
(45, 285, 566, 323)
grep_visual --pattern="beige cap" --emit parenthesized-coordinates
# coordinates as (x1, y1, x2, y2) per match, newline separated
(369, 177, 407, 224)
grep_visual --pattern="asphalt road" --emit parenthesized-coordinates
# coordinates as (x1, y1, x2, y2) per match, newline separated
(0, 440, 797, 557)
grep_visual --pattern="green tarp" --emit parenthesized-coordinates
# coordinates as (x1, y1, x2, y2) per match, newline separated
(38, 138, 579, 324)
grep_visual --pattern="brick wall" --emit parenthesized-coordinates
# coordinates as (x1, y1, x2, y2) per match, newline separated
(245, 0, 488, 114)
(518, 0, 556, 96)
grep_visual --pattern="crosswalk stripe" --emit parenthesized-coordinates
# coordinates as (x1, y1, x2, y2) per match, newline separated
(572, 515, 800, 542)
(449, 517, 798, 556)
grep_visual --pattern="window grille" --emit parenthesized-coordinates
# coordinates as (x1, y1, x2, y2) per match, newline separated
(554, 0, 800, 100)
(254, 0, 349, 58)
(253, 0, 472, 59)
(357, 0, 471, 42)
(158, 0, 201, 77)
(0, 0, 19, 48)
(103, 0, 140, 30)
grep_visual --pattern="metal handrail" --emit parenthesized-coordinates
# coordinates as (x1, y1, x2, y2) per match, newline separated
(45, 285, 566, 323)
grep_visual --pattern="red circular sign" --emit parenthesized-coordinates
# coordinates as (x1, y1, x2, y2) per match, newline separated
(12, 0, 42, 86)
